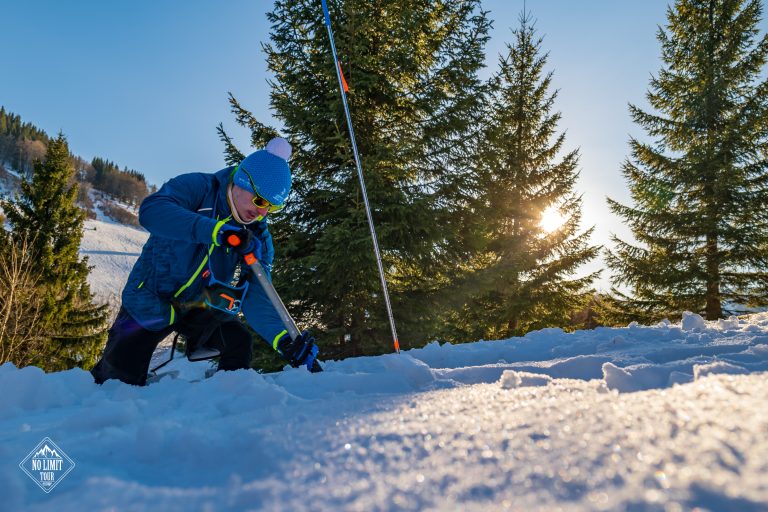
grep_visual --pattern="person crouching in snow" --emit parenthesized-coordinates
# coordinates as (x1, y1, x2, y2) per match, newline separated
(91, 137, 318, 386)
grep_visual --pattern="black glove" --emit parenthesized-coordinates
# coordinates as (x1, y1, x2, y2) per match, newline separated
(277, 330, 319, 369)
(218, 227, 262, 256)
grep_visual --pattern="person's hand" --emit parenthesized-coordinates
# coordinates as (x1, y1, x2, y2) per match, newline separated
(218, 226, 262, 257)
(277, 330, 319, 370)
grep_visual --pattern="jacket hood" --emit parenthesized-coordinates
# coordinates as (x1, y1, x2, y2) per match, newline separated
(214, 166, 236, 220)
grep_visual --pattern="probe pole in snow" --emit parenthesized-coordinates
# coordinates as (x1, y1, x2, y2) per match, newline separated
(320, 0, 401, 354)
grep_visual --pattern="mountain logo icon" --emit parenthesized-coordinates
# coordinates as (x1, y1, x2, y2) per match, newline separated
(19, 437, 75, 493)
(33, 445, 61, 458)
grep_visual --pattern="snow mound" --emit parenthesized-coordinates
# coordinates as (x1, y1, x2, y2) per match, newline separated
(499, 370, 552, 388)
(269, 353, 436, 400)
(717, 315, 741, 330)
(681, 311, 706, 331)
(0, 364, 95, 420)
(596, 335, 632, 352)
(693, 360, 749, 380)
(601, 362, 680, 393)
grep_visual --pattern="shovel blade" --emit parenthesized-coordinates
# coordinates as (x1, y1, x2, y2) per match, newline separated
(187, 346, 221, 362)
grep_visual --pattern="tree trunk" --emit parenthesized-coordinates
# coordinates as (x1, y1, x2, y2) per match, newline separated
(506, 316, 519, 337)
(705, 233, 722, 319)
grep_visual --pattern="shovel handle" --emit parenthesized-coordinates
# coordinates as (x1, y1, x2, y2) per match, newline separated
(227, 232, 323, 372)
(224, 233, 291, 330)
(244, 253, 301, 341)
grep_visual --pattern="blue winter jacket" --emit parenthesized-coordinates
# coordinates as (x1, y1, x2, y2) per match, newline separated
(121, 166, 287, 348)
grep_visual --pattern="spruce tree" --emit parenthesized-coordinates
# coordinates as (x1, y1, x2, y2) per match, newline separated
(1, 134, 108, 370)
(606, 0, 768, 321)
(238, 0, 490, 356)
(443, 13, 599, 341)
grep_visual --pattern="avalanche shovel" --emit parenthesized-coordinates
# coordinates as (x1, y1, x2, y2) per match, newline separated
(226, 232, 322, 373)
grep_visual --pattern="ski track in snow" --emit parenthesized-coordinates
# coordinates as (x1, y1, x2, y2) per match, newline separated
(0, 211, 765, 510)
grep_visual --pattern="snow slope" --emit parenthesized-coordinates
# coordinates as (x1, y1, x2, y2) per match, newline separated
(1, 310, 767, 511)
(79, 218, 147, 301)
(1, 172, 145, 303)
(0, 165, 145, 303)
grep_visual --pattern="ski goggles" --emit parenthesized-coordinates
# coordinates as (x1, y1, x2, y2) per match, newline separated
(239, 167, 285, 213)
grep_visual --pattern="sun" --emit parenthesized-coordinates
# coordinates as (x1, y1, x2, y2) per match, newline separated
(540, 206, 567, 233)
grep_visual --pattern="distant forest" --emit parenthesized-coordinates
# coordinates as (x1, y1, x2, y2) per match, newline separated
(0, 107, 152, 207)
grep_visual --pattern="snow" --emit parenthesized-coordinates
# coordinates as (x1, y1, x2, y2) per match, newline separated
(499, 370, 553, 388)
(681, 310, 707, 331)
(0, 219, 765, 510)
(0, 164, 21, 206)
(88, 189, 141, 224)
(1, 309, 767, 510)
(88, 189, 113, 223)
(79, 218, 147, 301)
(693, 360, 750, 380)
(0, 163, 23, 182)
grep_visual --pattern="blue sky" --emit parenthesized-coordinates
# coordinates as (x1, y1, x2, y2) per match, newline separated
(3, 1, 766, 289)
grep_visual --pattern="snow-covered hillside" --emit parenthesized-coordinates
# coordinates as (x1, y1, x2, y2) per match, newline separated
(0, 217, 766, 511)
(2, 169, 147, 305)
(80, 218, 146, 301)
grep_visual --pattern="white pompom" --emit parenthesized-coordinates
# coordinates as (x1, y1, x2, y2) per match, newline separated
(266, 137, 292, 160)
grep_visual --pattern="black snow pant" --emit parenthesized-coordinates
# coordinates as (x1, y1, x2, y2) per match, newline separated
(91, 306, 253, 386)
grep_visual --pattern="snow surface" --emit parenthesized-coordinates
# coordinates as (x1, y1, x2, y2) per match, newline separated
(1, 311, 768, 511)
(79, 218, 147, 301)
(0, 211, 765, 510)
